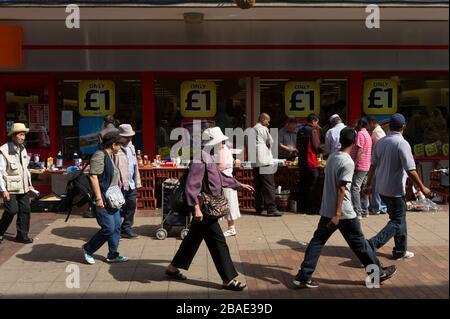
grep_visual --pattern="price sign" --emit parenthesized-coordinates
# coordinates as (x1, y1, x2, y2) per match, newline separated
(284, 81, 320, 117)
(181, 81, 217, 118)
(363, 79, 398, 115)
(79, 80, 116, 116)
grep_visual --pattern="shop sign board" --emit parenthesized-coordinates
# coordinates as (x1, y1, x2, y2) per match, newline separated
(28, 104, 49, 131)
(79, 80, 116, 117)
(284, 81, 320, 117)
(180, 81, 217, 118)
(363, 79, 398, 115)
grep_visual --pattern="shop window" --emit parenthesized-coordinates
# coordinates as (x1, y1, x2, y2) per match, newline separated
(4, 87, 50, 150)
(59, 79, 142, 161)
(363, 76, 449, 156)
(260, 78, 348, 136)
(154, 78, 248, 158)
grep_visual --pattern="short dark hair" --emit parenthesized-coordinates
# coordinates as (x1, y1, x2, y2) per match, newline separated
(340, 127, 357, 148)
(367, 115, 378, 123)
(307, 113, 319, 123)
(286, 117, 297, 124)
(357, 117, 369, 130)
(102, 131, 124, 149)
(104, 115, 115, 124)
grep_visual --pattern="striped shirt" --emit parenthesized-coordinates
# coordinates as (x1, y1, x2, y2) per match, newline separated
(351, 128, 372, 172)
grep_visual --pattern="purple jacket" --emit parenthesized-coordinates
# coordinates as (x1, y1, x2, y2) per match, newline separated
(185, 152, 241, 206)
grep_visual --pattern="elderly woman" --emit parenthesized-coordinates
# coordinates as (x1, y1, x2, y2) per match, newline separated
(82, 131, 129, 264)
(165, 127, 254, 291)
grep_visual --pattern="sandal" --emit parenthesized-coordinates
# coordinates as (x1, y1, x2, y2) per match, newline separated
(223, 229, 237, 237)
(223, 279, 247, 291)
(165, 269, 187, 280)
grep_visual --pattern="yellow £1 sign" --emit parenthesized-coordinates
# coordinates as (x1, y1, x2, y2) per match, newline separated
(181, 81, 217, 118)
(363, 79, 398, 115)
(284, 81, 320, 118)
(79, 80, 116, 117)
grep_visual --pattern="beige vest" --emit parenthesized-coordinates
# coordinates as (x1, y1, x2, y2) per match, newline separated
(0, 142, 31, 194)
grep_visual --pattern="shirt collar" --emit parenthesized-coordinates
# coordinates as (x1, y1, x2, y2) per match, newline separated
(387, 131, 403, 137)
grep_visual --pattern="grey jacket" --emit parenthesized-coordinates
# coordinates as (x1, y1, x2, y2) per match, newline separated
(113, 142, 142, 191)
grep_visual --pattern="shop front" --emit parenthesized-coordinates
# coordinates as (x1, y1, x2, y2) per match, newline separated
(0, 3, 448, 208)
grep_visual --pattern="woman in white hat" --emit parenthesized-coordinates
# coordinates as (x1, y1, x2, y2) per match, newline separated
(0, 123, 35, 244)
(165, 126, 254, 291)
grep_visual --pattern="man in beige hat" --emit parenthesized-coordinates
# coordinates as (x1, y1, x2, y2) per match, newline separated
(114, 124, 142, 239)
(0, 123, 35, 244)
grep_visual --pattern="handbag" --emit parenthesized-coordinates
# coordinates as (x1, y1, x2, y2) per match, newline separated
(200, 164, 230, 219)
(105, 185, 125, 209)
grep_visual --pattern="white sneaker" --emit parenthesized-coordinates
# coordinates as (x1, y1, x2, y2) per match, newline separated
(223, 228, 237, 237)
(401, 251, 415, 259)
(82, 245, 95, 265)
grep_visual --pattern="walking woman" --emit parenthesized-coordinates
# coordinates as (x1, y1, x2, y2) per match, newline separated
(165, 127, 254, 291)
(82, 131, 129, 264)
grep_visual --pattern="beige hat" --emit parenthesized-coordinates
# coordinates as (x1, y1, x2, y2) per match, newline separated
(8, 123, 30, 136)
(203, 127, 229, 147)
(118, 124, 135, 137)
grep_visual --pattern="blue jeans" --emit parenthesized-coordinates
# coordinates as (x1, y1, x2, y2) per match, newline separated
(84, 206, 121, 260)
(369, 175, 387, 213)
(368, 196, 407, 259)
(351, 171, 369, 216)
(121, 188, 137, 234)
(297, 216, 380, 283)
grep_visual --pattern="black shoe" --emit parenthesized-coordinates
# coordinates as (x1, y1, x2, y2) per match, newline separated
(15, 237, 33, 244)
(380, 265, 397, 283)
(121, 232, 140, 239)
(293, 278, 320, 289)
(267, 210, 283, 217)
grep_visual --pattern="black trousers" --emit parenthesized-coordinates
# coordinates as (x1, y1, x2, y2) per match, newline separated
(120, 188, 137, 234)
(253, 167, 277, 213)
(298, 168, 320, 214)
(171, 218, 239, 283)
(0, 193, 31, 240)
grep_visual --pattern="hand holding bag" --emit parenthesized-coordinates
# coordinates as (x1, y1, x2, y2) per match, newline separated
(200, 164, 230, 219)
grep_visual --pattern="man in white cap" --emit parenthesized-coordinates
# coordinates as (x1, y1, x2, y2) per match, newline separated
(114, 124, 142, 239)
(0, 123, 36, 244)
(325, 114, 346, 155)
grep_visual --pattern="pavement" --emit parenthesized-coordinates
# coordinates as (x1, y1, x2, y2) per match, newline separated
(0, 208, 448, 299)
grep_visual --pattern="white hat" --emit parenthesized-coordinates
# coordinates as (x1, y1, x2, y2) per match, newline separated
(329, 114, 340, 123)
(118, 124, 135, 137)
(203, 127, 229, 147)
(8, 123, 29, 136)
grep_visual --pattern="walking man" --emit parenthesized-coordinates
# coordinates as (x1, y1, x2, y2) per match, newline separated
(253, 113, 282, 216)
(293, 127, 397, 288)
(0, 123, 36, 244)
(366, 113, 432, 260)
(114, 124, 142, 239)
(297, 113, 321, 214)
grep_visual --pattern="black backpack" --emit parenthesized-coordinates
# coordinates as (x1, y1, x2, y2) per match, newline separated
(61, 163, 96, 222)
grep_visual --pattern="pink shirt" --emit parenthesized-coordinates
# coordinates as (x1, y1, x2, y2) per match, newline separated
(351, 128, 372, 172)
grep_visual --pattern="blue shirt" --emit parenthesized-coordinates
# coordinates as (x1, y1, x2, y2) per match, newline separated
(124, 143, 137, 190)
(371, 131, 416, 197)
(325, 123, 346, 154)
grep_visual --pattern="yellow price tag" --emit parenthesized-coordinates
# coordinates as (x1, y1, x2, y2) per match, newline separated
(413, 144, 425, 157)
(180, 81, 217, 118)
(363, 79, 398, 115)
(79, 80, 116, 117)
(284, 81, 320, 117)
(425, 143, 438, 157)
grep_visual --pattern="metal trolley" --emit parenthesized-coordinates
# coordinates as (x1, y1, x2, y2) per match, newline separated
(155, 179, 190, 240)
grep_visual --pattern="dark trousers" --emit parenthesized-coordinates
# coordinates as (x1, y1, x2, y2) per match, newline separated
(0, 193, 31, 240)
(297, 216, 380, 283)
(171, 218, 239, 283)
(120, 188, 137, 234)
(298, 168, 320, 214)
(253, 167, 276, 213)
(84, 206, 121, 260)
(368, 196, 407, 259)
